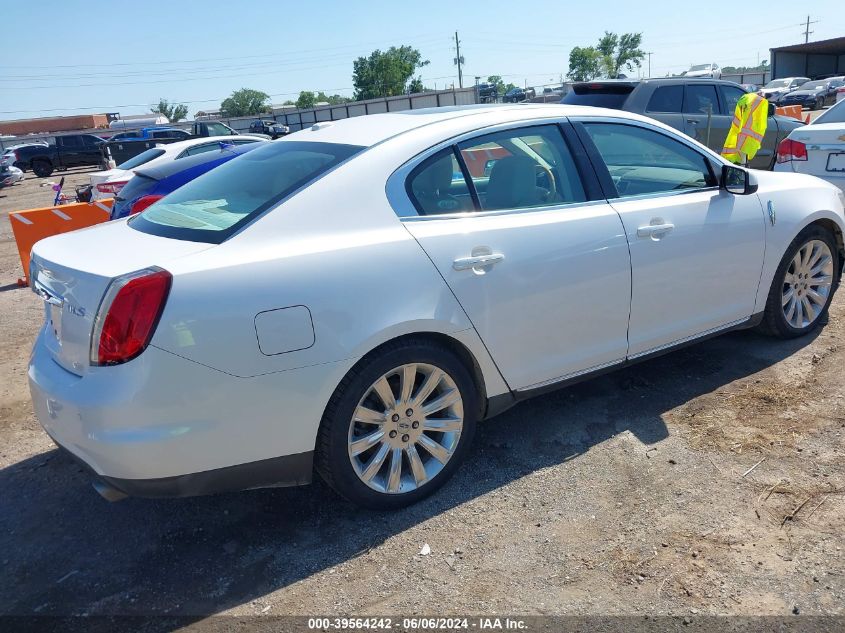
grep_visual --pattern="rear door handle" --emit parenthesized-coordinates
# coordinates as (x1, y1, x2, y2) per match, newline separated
(686, 119, 698, 124)
(453, 253, 505, 271)
(637, 223, 675, 239)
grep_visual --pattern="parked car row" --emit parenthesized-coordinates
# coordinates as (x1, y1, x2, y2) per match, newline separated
(89, 135, 265, 201)
(758, 76, 845, 108)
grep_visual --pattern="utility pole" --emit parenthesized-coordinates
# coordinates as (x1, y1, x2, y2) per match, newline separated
(647, 52, 653, 78)
(802, 15, 818, 43)
(454, 31, 464, 89)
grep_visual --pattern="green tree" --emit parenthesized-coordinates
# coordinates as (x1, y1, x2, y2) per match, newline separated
(485, 75, 516, 95)
(220, 88, 271, 117)
(151, 98, 188, 122)
(407, 77, 425, 93)
(352, 46, 430, 100)
(566, 46, 603, 82)
(296, 91, 317, 109)
(596, 31, 644, 78)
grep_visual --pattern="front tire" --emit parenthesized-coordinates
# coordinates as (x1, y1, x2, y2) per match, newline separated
(316, 339, 478, 510)
(760, 225, 839, 338)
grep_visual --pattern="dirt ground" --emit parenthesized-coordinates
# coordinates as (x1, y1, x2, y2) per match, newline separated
(0, 163, 842, 624)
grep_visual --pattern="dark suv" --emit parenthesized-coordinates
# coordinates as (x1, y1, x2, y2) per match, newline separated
(561, 78, 804, 170)
(249, 120, 289, 139)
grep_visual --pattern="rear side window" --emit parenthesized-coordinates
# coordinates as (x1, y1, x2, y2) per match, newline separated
(116, 148, 166, 169)
(646, 86, 683, 112)
(457, 125, 586, 211)
(561, 84, 634, 109)
(684, 85, 720, 114)
(407, 150, 472, 215)
(130, 141, 364, 244)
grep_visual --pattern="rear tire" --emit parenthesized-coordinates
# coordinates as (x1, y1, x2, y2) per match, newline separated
(32, 160, 53, 178)
(759, 225, 839, 338)
(315, 338, 478, 510)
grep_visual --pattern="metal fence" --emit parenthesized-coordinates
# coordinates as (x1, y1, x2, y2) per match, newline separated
(219, 87, 479, 133)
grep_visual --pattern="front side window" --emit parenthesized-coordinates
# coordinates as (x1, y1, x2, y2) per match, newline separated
(457, 125, 586, 211)
(60, 136, 82, 148)
(130, 141, 363, 243)
(583, 123, 716, 197)
(721, 85, 747, 114)
(684, 85, 720, 114)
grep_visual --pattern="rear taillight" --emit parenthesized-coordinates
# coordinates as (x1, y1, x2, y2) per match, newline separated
(95, 180, 127, 195)
(130, 194, 164, 214)
(776, 138, 808, 163)
(91, 268, 172, 366)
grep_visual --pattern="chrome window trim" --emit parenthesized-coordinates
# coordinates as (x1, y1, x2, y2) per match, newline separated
(399, 198, 611, 222)
(387, 116, 584, 220)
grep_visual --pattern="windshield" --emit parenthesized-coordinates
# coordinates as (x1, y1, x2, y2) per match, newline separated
(765, 79, 789, 88)
(800, 81, 827, 90)
(117, 148, 166, 170)
(814, 99, 845, 124)
(690, 64, 711, 71)
(130, 141, 364, 244)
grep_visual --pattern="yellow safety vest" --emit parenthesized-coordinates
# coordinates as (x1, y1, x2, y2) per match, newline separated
(721, 93, 768, 164)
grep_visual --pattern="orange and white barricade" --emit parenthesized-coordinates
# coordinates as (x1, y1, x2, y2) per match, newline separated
(10, 199, 112, 286)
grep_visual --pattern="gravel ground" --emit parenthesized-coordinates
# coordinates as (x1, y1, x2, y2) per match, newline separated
(0, 161, 843, 624)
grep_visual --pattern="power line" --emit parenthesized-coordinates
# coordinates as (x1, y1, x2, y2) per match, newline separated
(0, 34, 450, 71)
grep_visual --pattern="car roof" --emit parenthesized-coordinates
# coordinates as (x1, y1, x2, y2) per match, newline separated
(285, 103, 663, 148)
(136, 141, 264, 180)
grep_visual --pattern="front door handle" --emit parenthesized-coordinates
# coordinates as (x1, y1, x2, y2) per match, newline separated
(686, 119, 699, 125)
(453, 253, 505, 271)
(637, 222, 675, 239)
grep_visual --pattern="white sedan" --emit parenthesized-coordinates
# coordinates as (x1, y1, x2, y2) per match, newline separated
(775, 99, 845, 192)
(88, 135, 264, 200)
(28, 105, 845, 509)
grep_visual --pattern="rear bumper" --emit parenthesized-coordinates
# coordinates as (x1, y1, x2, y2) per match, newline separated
(57, 444, 312, 498)
(28, 327, 340, 495)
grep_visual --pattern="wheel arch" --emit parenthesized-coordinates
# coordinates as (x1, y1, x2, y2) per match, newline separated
(338, 331, 494, 422)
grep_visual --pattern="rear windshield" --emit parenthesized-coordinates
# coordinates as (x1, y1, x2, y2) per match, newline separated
(814, 99, 845, 124)
(561, 84, 634, 109)
(117, 148, 166, 170)
(129, 141, 364, 244)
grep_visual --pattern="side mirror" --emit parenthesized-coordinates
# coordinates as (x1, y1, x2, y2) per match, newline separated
(722, 164, 758, 195)
(768, 102, 776, 118)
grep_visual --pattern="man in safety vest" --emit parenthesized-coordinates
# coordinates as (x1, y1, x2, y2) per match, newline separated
(721, 92, 768, 165)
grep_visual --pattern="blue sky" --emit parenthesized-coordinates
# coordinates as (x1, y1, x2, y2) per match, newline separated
(1, 0, 843, 120)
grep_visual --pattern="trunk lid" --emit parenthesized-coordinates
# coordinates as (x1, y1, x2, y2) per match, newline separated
(790, 123, 845, 178)
(31, 220, 212, 375)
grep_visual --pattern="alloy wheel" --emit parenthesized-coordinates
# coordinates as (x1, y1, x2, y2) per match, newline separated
(782, 239, 833, 329)
(347, 363, 464, 494)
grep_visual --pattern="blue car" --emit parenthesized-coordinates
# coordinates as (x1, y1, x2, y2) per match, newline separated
(108, 127, 191, 142)
(111, 141, 266, 219)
